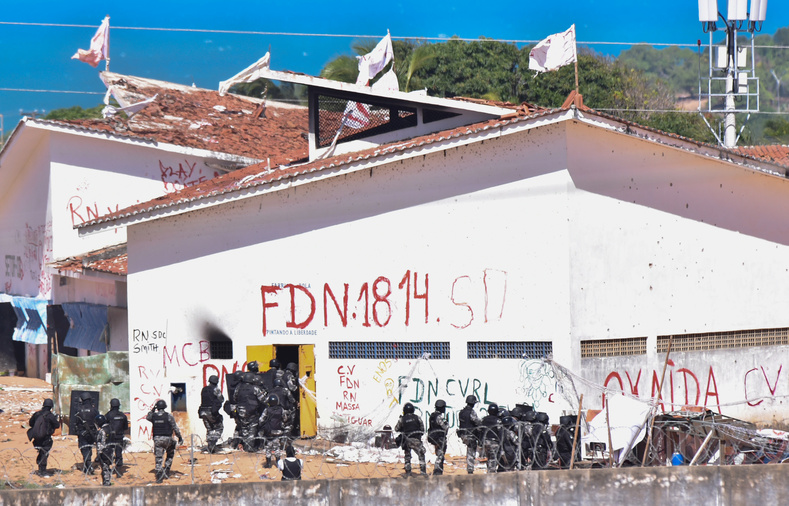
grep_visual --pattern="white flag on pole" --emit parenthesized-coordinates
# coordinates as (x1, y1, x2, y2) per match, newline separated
(71, 16, 110, 68)
(218, 52, 271, 96)
(356, 33, 394, 85)
(529, 24, 577, 73)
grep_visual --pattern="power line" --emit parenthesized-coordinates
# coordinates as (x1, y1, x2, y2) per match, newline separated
(0, 87, 103, 95)
(3, 20, 789, 49)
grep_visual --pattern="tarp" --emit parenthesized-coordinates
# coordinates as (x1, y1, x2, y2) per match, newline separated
(62, 302, 109, 353)
(10, 297, 48, 344)
(53, 351, 130, 427)
(583, 394, 651, 464)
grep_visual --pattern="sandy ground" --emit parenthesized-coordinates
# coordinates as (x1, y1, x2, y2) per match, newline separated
(0, 376, 474, 488)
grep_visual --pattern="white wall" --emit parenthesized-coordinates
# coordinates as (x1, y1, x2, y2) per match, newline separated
(124, 119, 789, 447)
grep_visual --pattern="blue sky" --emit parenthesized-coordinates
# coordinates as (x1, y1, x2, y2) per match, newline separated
(1, 0, 787, 134)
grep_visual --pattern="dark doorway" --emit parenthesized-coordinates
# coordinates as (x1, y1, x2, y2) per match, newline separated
(276, 345, 299, 372)
(48, 305, 78, 362)
(0, 302, 26, 374)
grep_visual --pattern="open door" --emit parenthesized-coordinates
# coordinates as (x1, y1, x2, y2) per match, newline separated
(299, 344, 317, 437)
(246, 345, 275, 368)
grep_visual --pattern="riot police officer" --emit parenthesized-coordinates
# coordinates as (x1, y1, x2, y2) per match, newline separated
(427, 399, 449, 475)
(105, 398, 128, 468)
(283, 362, 300, 436)
(224, 370, 243, 450)
(480, 403, 503, 473)
(532, 412, 553, 470)
(395, 402, 426, 477)
(94, 414, 113, 486)
(556, 414, 580, 468)
(259, 394, 289, 468)
(457, 395, 482, 474)
(269, 377, 295, 432)
(234, 372, 266, 452)
(146, 400, 183, 483)
(73, 392, 99, 474)
(28, 398, 59, 476)
(199, 375, 224, 453)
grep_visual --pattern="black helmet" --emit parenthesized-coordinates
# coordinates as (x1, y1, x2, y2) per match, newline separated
(243, 372, 256, 383)
(510, 406, 524, 420)
(403, 402, 415, 414)
(523, 410, 537, 422)
(487, 403, 499, 416)
(502, 416, 515, 427)
(435, 399, 446, 412)
(110, 398, 120, 408)
(94, 414, 107, 426)
(42, 399, 54, 408)
(247, 361, 259, 373)
(155, 400, 167, 410)
(535, 412, 549, 424)
(273, 378, 284, 388)
(499, 408, 510, 418)
(269, 358, 281, 369)
(266, 394, 279, 407)
(559, 415, 576, 427)
(208, 375, 219, 385)
(286, 362, 298, 373)
(465, 395, 477, 405)
(80, 392, 92, 402)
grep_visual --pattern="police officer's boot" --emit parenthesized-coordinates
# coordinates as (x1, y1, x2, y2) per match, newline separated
(420, 463, 427, 476)
(433, 466, 443, 476)
(155, 469, 164, 484)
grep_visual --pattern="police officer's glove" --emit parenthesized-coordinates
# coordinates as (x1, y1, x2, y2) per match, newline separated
(178, 437, 184, 446)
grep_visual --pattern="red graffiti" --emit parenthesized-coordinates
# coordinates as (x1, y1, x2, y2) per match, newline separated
(604, 365, 721, 413)
(67, 195, 120, 227)
(745, 365, 782, 407)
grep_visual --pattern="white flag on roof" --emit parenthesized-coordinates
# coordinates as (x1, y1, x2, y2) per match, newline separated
(356, 33, 394, 85)
(529, 24, 577, 73)
(370, 67, 399, 92)
(71, 16, 110, 68)
(218, 52, 271, 96)
(341, 101, 371, 129)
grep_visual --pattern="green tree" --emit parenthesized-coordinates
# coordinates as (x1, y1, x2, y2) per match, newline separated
(44, 104, 104, 120)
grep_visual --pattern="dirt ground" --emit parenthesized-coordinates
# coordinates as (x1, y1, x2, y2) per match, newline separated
(0, 376, 472, 489)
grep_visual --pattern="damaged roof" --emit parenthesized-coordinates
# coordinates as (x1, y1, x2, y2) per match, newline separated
(50, 244, 127, 277)
(34, 72, 310, 167)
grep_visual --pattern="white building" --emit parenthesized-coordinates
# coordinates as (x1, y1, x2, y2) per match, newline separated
(80, 71, 789, 448)
(0, 72, 307, 380)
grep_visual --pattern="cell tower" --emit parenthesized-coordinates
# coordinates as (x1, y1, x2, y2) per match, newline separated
(698, 0, 767, 148)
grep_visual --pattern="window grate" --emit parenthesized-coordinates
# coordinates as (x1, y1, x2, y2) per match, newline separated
(316, 94, 416, 148)
(328, 341, 449, 360)
(657, 328, 789, 353)
(581, 337, 647, 358)
(467, 341, 552, 359)
(210, 341, 234, 360)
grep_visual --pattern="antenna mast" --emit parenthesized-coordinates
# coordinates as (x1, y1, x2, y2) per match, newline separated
(697, 0, 767, 148)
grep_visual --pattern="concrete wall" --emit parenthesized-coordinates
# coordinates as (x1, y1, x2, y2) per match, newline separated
(1, 465, 787, 505)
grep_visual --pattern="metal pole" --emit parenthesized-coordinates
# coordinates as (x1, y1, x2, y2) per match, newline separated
(190, 433, 195, 484)
(569, 394, 583, 470)
(723, 22, 737, 148)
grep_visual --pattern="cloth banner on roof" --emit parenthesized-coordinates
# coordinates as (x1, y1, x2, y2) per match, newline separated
(370, 67, 400, 93)
(71, 16, 110, 68)
(356, 33, 394, 85)
(529, 24, 577, 73)
(62, 303, 109, 353)
(10, 297, 49, 345)
(219, 52, 271, 96)
(102, 86, 158, 119)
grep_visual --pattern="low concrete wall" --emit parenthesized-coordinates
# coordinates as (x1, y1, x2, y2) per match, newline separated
(1, 465, 787, 505)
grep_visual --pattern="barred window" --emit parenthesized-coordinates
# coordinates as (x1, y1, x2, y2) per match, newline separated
(658, 328, 789, 353)
(328, 341, 450, 360)
(316, 94, 417, 148)
(210, 340, 233, 360)
(581, 337, 647, 358)
(467, 341, 552, 359)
